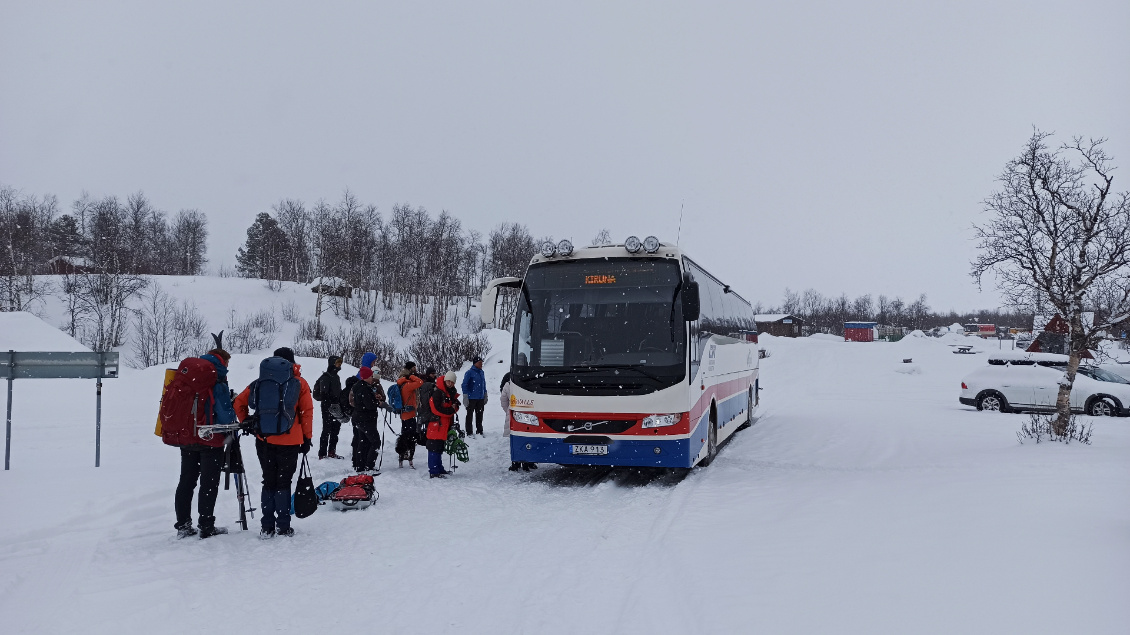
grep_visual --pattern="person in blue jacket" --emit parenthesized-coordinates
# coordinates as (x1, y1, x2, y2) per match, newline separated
(357, 351, 377, 378)
(461, 357, 487, 436)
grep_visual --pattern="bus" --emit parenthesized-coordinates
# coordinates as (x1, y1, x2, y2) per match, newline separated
(480, 236, 759, 469)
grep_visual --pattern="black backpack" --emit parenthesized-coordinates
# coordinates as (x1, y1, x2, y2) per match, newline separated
(312, 374, 327, 402)
(340, 376, 359, 417)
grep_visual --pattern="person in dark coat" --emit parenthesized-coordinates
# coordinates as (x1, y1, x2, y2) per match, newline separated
(173, 347, 236, 539)
(461, 357, 487, 436)
(351, 366, 387, 472)
(316, 355, 345, 459)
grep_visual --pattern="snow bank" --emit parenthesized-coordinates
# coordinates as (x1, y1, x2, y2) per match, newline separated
(0, 311, 91, 352)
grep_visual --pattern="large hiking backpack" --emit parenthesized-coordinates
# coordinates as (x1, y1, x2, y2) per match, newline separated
(415, 381, 436, 446)
(331, 473, 378, 511)
(160, 358, 220, 447)
(248, 356, 301, 436)
(387, 382, 403, 414)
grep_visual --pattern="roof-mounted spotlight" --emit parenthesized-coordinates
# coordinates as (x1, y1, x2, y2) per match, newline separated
(540, 241, 557, 258)
(625, 236, 642, 253)
(643, 236, 661, 253)
(557, 239, 574, 257)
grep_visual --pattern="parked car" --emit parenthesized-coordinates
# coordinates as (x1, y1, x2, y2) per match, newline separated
(959, 353, 1130, 416)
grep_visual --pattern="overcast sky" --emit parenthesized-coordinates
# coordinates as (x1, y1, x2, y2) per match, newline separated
(2, 1, 1127, 311)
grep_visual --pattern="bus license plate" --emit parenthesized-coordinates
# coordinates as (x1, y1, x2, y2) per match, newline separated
(571, 444, 609, 456)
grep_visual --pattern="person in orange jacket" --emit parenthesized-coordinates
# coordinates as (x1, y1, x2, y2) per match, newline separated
(234, 347, 313, 538)
(395, 361, 425, 468)
(426, 371, 460, 478)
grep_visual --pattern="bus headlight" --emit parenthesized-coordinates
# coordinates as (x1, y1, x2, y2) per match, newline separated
(512, 411, 539, 426)
(557, 239, 574, 256)
(642, 413, 679, 428)
(625, 236, 642, 253)
(643, 236, 661, 253)
(540, 241, 556, 258)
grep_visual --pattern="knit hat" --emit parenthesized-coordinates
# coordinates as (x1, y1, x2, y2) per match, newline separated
(444, 371, 457, 383)
(273, 347, 295, 364)
(472, 356, 483, 364)
(404, 360, 417, 370)
(358, 366, 374, 381)
(424, 366, 437, 376)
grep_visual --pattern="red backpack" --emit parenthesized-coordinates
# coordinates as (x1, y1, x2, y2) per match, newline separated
(331, 474, 377, 511)
(160, 357, 220, 448)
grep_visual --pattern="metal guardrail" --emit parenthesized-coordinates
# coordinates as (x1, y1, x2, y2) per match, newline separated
(3, 350, 120, 470)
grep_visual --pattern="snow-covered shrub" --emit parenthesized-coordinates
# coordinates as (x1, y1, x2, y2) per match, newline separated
(280, 300, 301, 323)
(293, 321, 400, 379)
(1017, 413, 1093, 445)
(407, 332, 489, 376)
(226, 309, 279, 353)
(132, 286, 209, 368)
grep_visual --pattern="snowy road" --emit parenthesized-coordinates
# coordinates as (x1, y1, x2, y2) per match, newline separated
(2, 334, 1128, 634)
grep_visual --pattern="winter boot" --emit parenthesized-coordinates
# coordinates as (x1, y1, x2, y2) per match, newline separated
(509, 462, 521, 472)
(175, 521, 197, 539)
(259, 528, 275, 540)
(430, 473, 447, 479)
(200, 526, 228, 539)
(277, 527, 295, 537)
(398, 459, 404, 468)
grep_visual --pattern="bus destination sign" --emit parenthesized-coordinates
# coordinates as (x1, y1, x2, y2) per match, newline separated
(584, 275, 617, 285)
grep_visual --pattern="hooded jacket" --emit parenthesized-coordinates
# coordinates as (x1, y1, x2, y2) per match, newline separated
(351, 378, 387, 427)
(357, 352, 377, 378)
(426, 376, 460, 441)
(234, 362, 314, 447)
(317, 356, 343, 417)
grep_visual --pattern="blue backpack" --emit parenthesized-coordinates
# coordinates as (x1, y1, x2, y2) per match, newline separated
(387, 382, 403, 414)
(248, 357, 301, 436)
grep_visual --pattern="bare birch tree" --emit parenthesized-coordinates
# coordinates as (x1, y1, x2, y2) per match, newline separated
(973, 130, 1130, 434)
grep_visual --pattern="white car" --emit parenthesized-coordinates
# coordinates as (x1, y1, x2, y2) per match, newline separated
(959, 353, 1130, 416)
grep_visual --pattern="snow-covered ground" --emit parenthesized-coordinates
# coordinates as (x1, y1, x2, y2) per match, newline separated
(2, 320, 1129, 633)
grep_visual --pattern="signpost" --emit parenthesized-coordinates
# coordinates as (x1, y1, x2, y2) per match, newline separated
(2, 350, 119, 470)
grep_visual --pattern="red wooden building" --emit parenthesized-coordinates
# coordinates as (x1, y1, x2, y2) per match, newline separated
(844, 321, 877, 342)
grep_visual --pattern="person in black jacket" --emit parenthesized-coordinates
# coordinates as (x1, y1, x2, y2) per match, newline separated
(316, 356, 345, 459)
(351, 366, 387, 472)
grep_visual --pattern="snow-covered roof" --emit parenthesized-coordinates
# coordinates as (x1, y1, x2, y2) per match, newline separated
(0, 312, 91, 352)
(755, 314, 795, 323)
(46, 255, 94, 267)
(1035, 312, 1094, 331)
(987, 351, 1069, 364)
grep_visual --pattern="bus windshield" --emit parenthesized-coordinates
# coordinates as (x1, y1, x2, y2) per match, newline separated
(513, 258, 685, 391)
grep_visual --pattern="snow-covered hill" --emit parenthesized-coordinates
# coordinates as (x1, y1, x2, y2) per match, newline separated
(1, 321, 1128, 633)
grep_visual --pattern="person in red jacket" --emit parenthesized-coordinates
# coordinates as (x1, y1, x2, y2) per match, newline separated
(234, 347, 314, 537)
(426, 371, 460, 478)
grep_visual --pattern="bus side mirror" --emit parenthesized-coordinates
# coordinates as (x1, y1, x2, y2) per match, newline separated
(682, 281, 700, 321)
(480, 276, 523, 324)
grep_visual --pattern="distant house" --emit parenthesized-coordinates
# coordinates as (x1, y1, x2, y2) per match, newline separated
(310, 277, 353, 298)
(755, 314, 805, 338)
(45, 255, 97, 275)
(844, 321, 878, 342)
(1026, 313, 1094, 358)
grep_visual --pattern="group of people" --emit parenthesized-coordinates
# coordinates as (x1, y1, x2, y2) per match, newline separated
(169, 346, 514, 540)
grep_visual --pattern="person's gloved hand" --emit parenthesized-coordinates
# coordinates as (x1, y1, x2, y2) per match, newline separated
(301, 438, 311, 455)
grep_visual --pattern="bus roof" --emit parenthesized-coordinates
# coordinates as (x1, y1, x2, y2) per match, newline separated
(528, 242, 751, 308)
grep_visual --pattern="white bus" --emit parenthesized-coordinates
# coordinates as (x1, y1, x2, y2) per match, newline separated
(481, 236, 760, 469)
